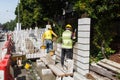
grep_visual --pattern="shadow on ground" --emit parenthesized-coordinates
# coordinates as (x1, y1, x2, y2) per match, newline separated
(13, 66, 22, 77)
(17, 76, 26, 80)
(0, 39, 5, 42)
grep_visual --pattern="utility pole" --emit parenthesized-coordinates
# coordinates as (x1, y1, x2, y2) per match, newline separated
(16, 0, 21, 31)
(18, 0, 20, 24)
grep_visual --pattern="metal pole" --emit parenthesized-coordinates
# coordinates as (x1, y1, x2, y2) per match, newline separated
(18, 0, 20, 23)
(17, 0, 21, 30)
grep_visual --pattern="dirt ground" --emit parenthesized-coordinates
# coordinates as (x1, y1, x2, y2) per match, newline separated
(109, 51, 120, 63)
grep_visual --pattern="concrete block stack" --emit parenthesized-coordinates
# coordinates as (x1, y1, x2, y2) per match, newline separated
(54, 43, 61, 63)
(73, 18, 91, 79)
(13, 27, 45, 54)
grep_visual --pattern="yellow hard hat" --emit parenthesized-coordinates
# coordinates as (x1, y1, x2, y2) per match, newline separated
(66, 24, 72, 28)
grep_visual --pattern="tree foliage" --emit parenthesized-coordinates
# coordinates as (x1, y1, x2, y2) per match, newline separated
(15, 0, 79, 28)
(74, 0, 120, 59)
(15, 0, 66, 29)
(2, 20, 16, 31)
(15, 0, 42, 29)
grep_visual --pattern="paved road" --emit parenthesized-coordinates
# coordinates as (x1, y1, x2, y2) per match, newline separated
(0, 35, 6, 54)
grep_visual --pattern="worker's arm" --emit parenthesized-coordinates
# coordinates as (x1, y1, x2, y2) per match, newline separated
(52, 31, 58, 38)
(72, 29, 76, 39)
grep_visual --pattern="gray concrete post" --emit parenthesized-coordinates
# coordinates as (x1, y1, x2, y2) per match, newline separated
(77, 18, 91, 75)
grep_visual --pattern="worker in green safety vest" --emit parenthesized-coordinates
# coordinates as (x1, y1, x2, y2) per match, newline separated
(61, 24, 76, 67)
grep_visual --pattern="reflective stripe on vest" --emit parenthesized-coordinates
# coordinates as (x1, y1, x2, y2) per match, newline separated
(44, 30, 52, 40)
(62, 30, 72, 49)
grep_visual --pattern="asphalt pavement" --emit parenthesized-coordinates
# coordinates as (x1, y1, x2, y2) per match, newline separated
(0, 35, 6, 54)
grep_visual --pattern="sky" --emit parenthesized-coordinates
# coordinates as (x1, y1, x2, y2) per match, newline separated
(0, 0, 18, 24)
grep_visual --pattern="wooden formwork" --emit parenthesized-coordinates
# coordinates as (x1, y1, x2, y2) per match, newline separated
(90, 59, 120, 80)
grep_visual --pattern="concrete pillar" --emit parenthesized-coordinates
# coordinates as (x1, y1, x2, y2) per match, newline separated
(35, 27, 38, 38)
(77, 18, 91, 75)
(16, 23, 21, 31)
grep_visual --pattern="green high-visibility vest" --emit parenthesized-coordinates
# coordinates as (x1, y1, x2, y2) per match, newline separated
(62, 30, 72, 49)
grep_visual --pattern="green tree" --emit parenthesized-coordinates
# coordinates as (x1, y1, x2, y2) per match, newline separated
(15, 0, 77, 29)
(15, 0, 42, 29)
(2, 20, 16, 31)
(73, 0, 120, 59)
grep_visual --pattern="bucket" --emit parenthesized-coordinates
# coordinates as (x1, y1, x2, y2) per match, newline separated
(40, 45, 46, 49)
(49, 50, 55, 56)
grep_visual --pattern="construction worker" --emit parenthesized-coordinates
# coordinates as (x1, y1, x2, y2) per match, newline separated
(42, 24, 58, 53)
(61, 24, 75, 67)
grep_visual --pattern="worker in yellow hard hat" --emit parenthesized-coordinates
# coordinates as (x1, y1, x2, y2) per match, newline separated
(42, 23, 58, 53)
(61, 24, 75, 67)
(66, 24, 72, 28)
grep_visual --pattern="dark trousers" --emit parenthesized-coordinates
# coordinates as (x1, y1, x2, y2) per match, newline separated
(45, 39, 53, 53)
(61, 48, 73, 66)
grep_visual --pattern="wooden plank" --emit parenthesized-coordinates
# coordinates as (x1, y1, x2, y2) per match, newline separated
(56, 56, 61, 60)
(97, 61, 120, 73)
(40, 55, 55, 65)
(48, 65, 65, 77)
(55, 51, 61, 57)
(55, 63, 73, 76)
(55, 63, 67, 73)
(11, 54, 26, 61)
(46, 54, 55, 65)
(101, 59, 120, 69)
(41, 57, 48, 65)
(90, 63, 117, 80)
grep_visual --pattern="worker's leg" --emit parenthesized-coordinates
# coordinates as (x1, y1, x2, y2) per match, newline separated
(66, 49, 73, 59)
(45, 40, 49, 53)
(48, 40, 53, 52)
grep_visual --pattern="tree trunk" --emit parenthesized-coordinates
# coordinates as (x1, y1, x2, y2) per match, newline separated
(101, 41, 107, 58)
